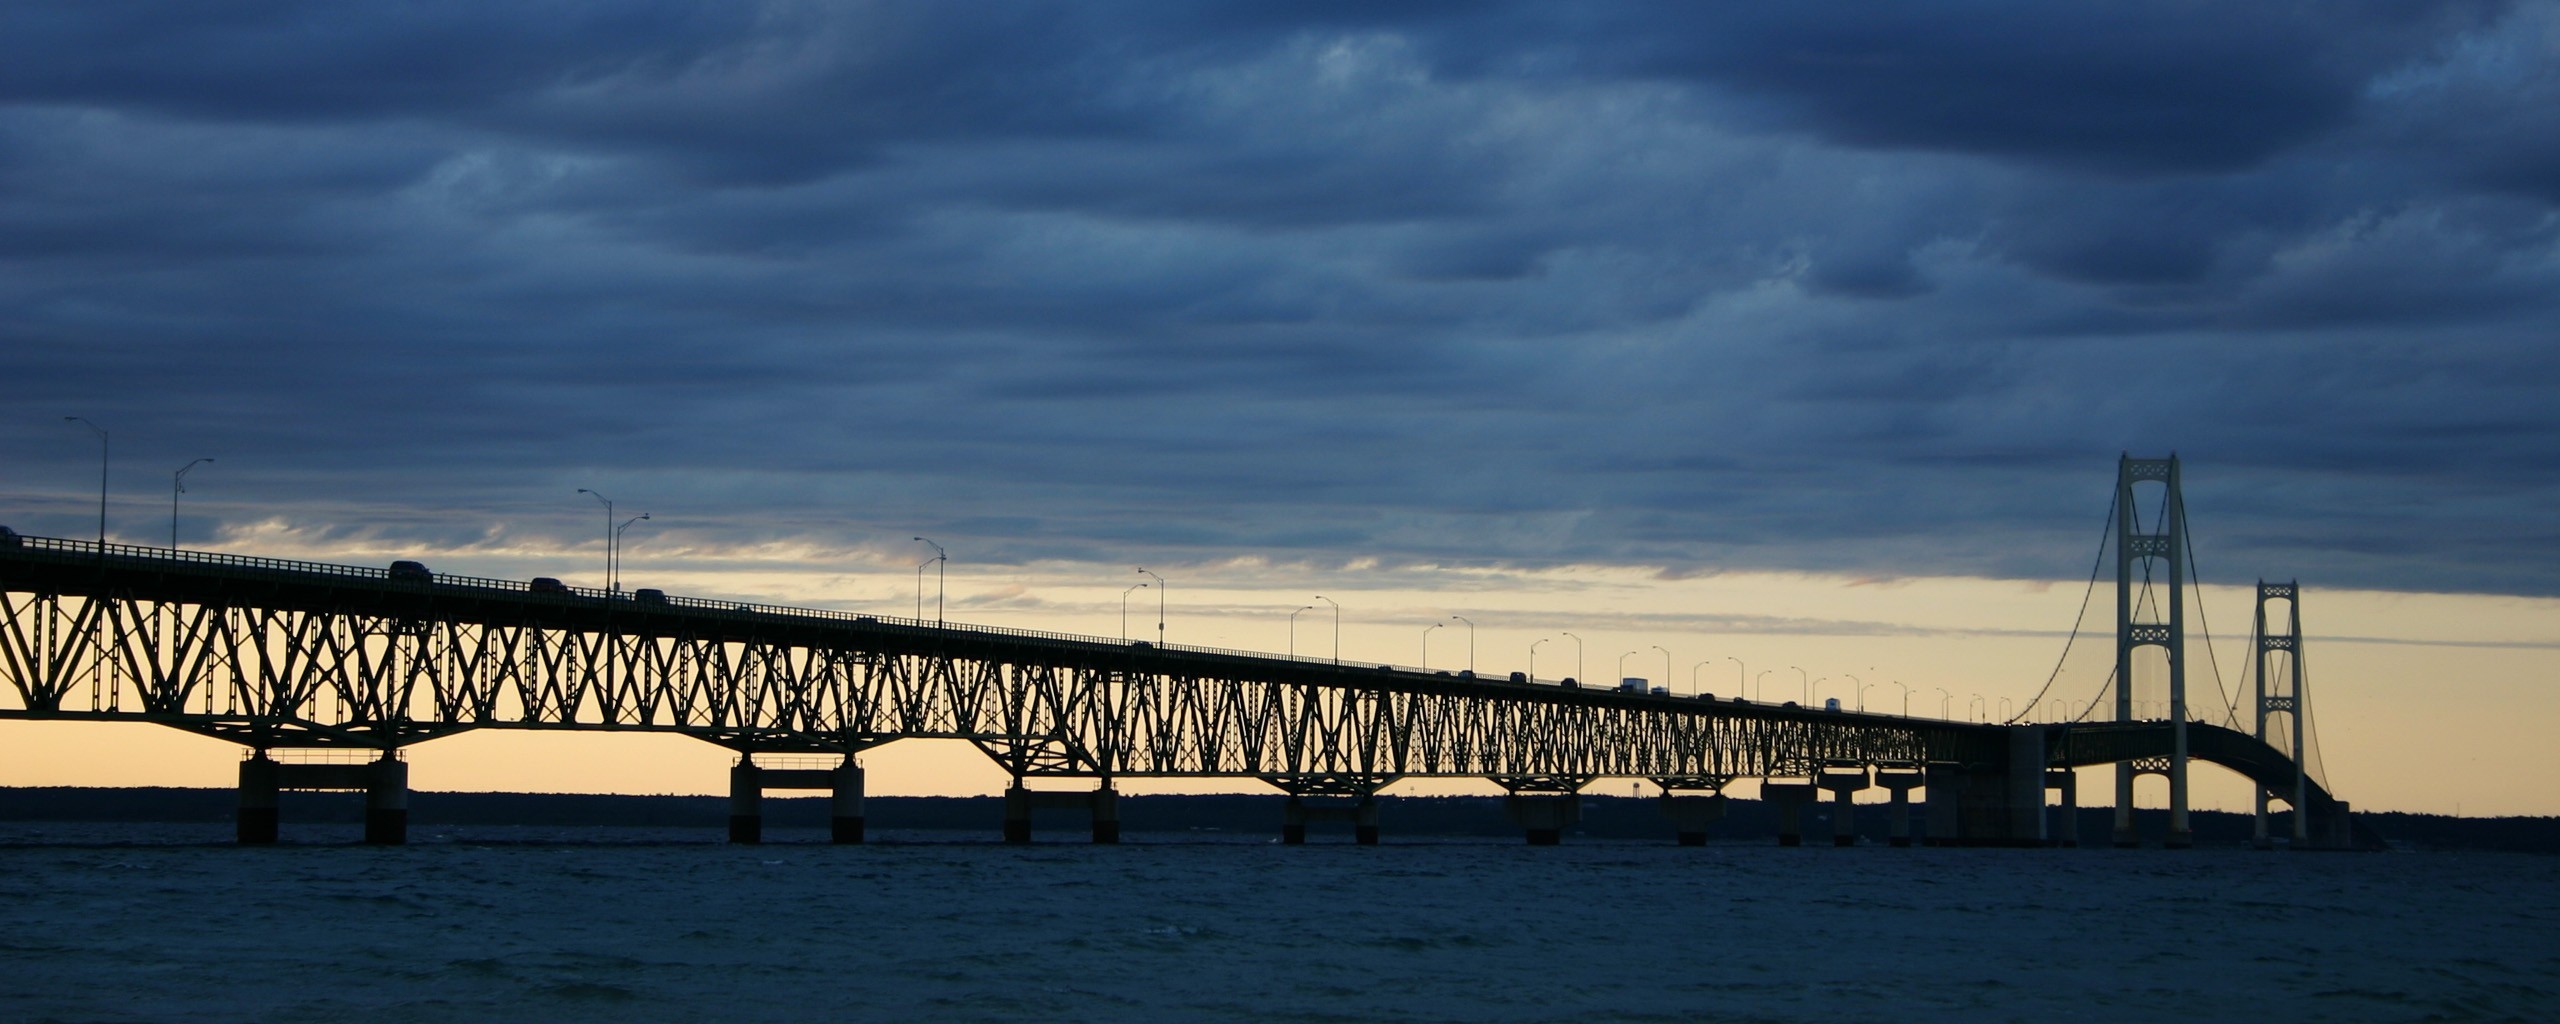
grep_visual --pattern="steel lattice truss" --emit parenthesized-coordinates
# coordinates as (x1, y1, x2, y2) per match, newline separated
(0, 540, 2000, 791)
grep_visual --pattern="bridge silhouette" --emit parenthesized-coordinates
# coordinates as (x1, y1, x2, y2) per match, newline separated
(0, 455, 2372, 848)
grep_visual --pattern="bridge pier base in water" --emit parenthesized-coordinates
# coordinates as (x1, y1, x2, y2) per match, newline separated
(1659, 793, 1727, 846)
(1004, 784, 1120, 843)
(1283, 796, 1381, 845)
(235, 752, 407, 845)
(1819, 768, 1870, 846)
(728, 759, 864, 844)
(1504, 794, 1581, 845)
(2047, 769, 2079, 847)
(1762, 781, 1817, 846)
(1876, 769, 1923, 847)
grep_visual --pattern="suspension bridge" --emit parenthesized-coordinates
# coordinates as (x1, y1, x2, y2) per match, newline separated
(0, 455, 2373, 848)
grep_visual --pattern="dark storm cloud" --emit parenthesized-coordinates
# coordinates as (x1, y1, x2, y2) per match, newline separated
(3, 0, 2557, 596)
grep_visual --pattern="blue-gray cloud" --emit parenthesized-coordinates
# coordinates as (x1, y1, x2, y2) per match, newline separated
(3, 1, 2556, 596)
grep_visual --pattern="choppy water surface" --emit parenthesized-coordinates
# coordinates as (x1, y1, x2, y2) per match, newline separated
(0, 825, 2551, 1023)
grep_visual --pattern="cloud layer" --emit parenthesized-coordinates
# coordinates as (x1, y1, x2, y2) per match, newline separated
(5, 1, 2557, 594)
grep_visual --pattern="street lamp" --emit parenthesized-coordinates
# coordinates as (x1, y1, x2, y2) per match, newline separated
(1692, 660, 1711, 695)
(914, 538, 946, 624)
(1314, 595, 1339, 665)
(1531, 638, 1550, 683)
(1892, 679, 1911, 717)
(1450, 615, 1475, 673)
(1727, 656, 1745, 700)
(1969, 693, 1985, 722)
(1653, 646, 1671, 693)
(1842, 672, 1862, 709)
(577, 489, 613, 590)
(1136, 568, 1164, 645)
(1289, 605, 1315, 660)
(1756, 670, 1772, 702)
(614, 514, 650, 591)
(1858, 681, 1876, 713)
(1121, 583, 1148, 641)
(1617, 650, 1638, 687)
(1790, 665, 1809, 705)
(1561, 631, 1584, 685)
(1421, 622, 1444, 669)
(64, 417, 107, 546)
(171, 458, 213, 549)
(1935, 687, 1953, 718)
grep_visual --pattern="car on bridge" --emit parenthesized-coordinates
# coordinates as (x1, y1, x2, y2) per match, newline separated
(387, 560, 432, 583)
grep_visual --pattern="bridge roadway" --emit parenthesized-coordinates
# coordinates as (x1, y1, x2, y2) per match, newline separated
(0, 533, 2359, 847)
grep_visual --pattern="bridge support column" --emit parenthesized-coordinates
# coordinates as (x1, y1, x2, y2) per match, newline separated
(1818, 769, 1870, 847)
(1875, 770, 1923, 847)
(1283, 796, 1381, 845)
(729, 761, 764, 844)
(363, 756, 408, 846)
(1092, 785, 1120, 845)
(2047, 769, 2079, 848)
(236, 754, 280, 845)
(1504, 794, 1581, 845)
(2007, 728, 2048, 847)
(1922, 765, 1964, 846)
(1003, 784, 1119, 843)
(1762, 781, 1817, 847)
(1660, 794, 1727, 846)
(831, 762, 864, 845)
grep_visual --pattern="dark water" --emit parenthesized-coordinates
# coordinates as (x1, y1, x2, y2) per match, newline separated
(0, 824, 2550, 1022)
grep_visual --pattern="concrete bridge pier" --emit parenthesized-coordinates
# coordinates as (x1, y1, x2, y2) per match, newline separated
(1659, 793, 1727, 846)
(728, 759, 864, 844)
(1503, 794, 1582, 845)
(729, 761, 765, 843)
(236, 754, 280, 844)
(363, 757, 409, 846)
(2046, 769, 2079, 847)
(1283, 795, 1381, 845)
(1922, 765, 1965, 845)
(235, 752, 409, 845)
(1003, 784, 1120, 844)
(1761, 781, 1817, 846)
(1818, 769, 1870, 847)
(1875, 770, 1923, 847)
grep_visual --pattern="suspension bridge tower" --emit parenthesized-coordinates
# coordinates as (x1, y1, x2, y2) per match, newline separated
(2253, 581, 2311, 848)
(2114, 454, 2191, 848)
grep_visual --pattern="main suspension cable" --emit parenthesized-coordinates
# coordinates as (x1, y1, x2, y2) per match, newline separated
(2008, 495, 2117, 724)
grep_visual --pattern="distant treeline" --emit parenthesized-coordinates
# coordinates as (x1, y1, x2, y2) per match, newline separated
(0, 787, 2548, 852)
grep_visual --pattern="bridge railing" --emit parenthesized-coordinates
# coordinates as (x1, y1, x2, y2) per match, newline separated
(1, 533, 1454, 675)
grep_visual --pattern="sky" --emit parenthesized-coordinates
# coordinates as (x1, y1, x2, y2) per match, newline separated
(3, 2, 2557, 817)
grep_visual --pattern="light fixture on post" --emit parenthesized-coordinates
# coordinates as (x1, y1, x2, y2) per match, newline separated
(171, 457, 213, 549)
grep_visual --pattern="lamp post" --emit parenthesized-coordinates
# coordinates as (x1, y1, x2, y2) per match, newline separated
(1561, 631, 1584, 685)
(1289, 605, 1315, 660)
(1421, 622, 1444, 670)
(1858, 681, 1876, 713)
(614, 514, 650, 591)
(1692, 660, 1710, 695)
(1121, 583, 1148, 641)
(1530, 638, 1550, 683)
(1892, 679, 1910, 717)
(1756, 670, 1772, 702)
(914, 538, 946, 624)
(577, 489, 613, 590)
(1136, 568, 1164, 645)
(1617, 650, 1637, 688)
(170, 458, 213, 549)
(64, 417, 107, 546)
(1842, 672, 1862, 710)
(1450, 615, 1474, 673)
(1314, 595, 1339, 665)
(1935, 687, 1952, 719)
(1790, 665, 1809, 705)
(1728, 657, 1745, 700)
(1969, 693, 1985, 722)
(1653, 645, 1671, 694)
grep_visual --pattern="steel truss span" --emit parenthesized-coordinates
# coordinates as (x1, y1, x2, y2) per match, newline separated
(0, 538, 1992, 789)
